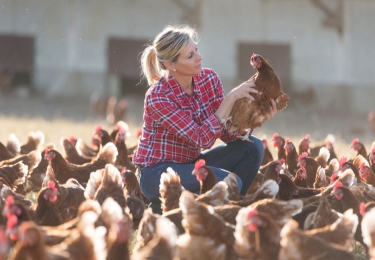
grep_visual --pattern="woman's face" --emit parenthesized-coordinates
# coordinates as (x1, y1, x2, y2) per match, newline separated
(173, 37, 203, 76)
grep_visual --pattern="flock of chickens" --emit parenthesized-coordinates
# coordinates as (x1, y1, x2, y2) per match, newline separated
(1, 121, 375, 260)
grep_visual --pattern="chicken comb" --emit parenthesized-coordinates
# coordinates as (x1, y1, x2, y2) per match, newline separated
(305, 134, 310, 140)
(95, 125, 102, 133)
(350, 138, 359, 146)
(68, 135, 76, 143)
(194, 159, 206, 171)
(338, 156, 347, 168)
(247, 207, 258, 219)
(47, 181, 57, 192)
(285, 138, 290, 144)
(271, 133, 279, 140)
(360, 202, 366, 217)
(44, 147, 50, 154)
(359, 162, 367, 170)
(278, 158, 285, 165)
(5, 195, 14, 208)
(330, 172, 338, 183)
(6, 213, 18, 230)
(298, 152, 308, 162)
(120, 167, 127, 175)
(333, 181, 342, 191)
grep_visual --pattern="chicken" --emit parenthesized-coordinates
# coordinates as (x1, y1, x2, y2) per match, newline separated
(298, 134, 311, 155)
(359, 161, 375, 186)
(278, 174, 321, 201)
(8, 210, 107, 260)
(27, 143, 56, 192)
(43, 165, 86, 223)
(109, 120, 131, 143)
(0, 142, 15, 162)
(293, 166, 309, 188)
(297, 152, 320, 188)
(101, 197, 133, 260)
(284, 137, 298, 177)
(279, 219, 356, 260)
(84, 164, 126, 209)
(350, 138, 368, 159)
(19, 130, 45, 154)
(44, 142, 118, 186)
(75, 137, 100, 158)
(133, 217, 177, 260)
(313, 166, 330, 189)
(192, 159, 218, 194)
(122, 167, 149, 205)
(159, 167, 185, 213)
(0, 162, 28, 191)
(178, 191, 236, 260)
(113, 128, 136, 172)
(94, 125, 113, 147)
(228, 53, 290, 141)
(0, 150, 42, 194)
(60, 137, 91, 165)
(361, 207, 375, 259)
(261, 136, 273, 166)
(261, 159, 283, 185)
(234, 207, 281, 260)
(305, 208, 358, 248)
(271, 133, 286, 160)
(303, 191, 342, 230)
(328, 181, 366, 247)
(369, 146, 375, 173)
(309, 134, 337, 161)
(3, 133, 20, 159)
(250, 198, 303, 228)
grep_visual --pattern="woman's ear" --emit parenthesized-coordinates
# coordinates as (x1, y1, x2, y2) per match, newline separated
(163, 60, 175, 71)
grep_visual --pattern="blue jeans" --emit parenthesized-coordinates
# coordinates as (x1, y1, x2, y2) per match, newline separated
(139, 136, 264, 214)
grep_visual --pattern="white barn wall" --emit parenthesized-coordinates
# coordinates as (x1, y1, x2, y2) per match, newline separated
(0, 0, 374, 113)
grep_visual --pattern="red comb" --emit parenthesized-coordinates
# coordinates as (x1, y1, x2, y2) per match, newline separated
(247, 208, 258, 218)
(95, 125, 102, 133)
(68, 135, 76, 143)
(338, 156, 347, 168)
(305, 134, 310, 140)
(285, 138, 290, 144)
(272, 133, 279, 140)
(194, 159, 206, 171)
(120, 167, 127, 174)
(298, 152, 308, 162)
(333, 181, 342, 191)
(350, 138, 359, 146)
(360, 202, 366, 217)
(330, 172, 338, 183)
(47, 181, 57, 192)
(44, 147, 50, 154)
(5, 195, 14, 208)
(6, 213, 18, 230)
(278, 158, 285, 165)
(360, 162, 367, 170)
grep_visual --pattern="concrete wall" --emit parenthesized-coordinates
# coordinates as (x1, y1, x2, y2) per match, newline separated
(0, 0, 374, 113)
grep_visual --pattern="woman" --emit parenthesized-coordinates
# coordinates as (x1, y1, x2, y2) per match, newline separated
(133, 24, 277, 214)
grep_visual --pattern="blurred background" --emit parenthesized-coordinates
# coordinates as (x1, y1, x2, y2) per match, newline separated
(0, 0, 374, 151)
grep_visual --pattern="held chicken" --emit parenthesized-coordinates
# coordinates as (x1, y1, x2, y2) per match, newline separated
(228, 53, 290, 141)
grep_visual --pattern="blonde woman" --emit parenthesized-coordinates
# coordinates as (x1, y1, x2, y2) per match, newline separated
(133, 24, 277, 213)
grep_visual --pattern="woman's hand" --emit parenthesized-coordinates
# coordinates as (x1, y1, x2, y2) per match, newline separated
(227, 79, 258, 102)
(265, 98, 277, 120)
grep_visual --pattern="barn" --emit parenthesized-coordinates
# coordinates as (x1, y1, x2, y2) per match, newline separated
(0, 0, 374, 114)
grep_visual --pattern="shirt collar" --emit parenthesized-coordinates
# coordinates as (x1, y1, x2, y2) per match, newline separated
(166, 70, 205, 98)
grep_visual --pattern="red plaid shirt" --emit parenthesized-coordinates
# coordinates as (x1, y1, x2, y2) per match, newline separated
(133, 68, 241, 167)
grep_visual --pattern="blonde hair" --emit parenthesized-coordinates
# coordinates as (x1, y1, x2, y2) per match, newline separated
(140, 24, 198, 85)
